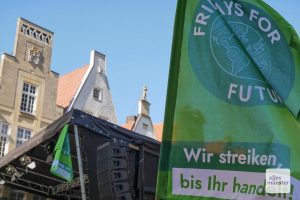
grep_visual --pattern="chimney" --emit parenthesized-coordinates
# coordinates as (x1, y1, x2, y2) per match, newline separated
(138, 85, 150, 116)
(126, 115, 137, 124)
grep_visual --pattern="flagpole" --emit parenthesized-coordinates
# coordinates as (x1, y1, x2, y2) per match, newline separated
(74, 125, 87, 200)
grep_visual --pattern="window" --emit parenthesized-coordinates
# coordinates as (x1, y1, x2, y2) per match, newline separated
(143, 123, 149, 130)
(0, 122, 9, 157)
(20, 82, 38, 115)
(16, 127, 32, 147)
(93, 88, 103, 101)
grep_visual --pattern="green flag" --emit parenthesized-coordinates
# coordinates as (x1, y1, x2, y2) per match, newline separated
(50, 124, 73, 182)
(156, 0, 300, 199)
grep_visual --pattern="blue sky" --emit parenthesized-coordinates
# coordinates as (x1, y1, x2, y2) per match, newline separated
(0, 1, 299, 124)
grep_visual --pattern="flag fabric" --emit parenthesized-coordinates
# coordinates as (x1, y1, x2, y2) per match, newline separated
(50, 124, 73, 182)
(156, 0, 300, 199)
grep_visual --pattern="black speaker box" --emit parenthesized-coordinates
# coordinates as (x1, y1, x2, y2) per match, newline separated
(97, 143, 135, 200)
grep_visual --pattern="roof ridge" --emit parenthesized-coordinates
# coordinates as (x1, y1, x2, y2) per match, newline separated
(60, 64, 89, 77)
(56, 64, 91, 108)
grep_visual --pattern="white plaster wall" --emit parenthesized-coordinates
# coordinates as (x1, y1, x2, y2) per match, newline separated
(72, 51, 117, 124)
(133, 116, 156, 139)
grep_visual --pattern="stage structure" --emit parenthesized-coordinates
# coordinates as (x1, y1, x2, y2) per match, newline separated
(0, 109, 160, 200)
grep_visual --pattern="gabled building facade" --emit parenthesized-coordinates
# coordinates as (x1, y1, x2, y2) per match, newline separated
(57, 50, 117, 124)
(0, 18, 62, 156)
(0, 18, 62, 199)
(122, 86, 162, 140)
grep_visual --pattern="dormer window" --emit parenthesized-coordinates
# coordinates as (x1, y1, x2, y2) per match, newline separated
(143, 123, 149, 130)
(93, 88, 103, 102)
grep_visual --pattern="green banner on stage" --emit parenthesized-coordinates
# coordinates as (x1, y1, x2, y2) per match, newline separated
(50, 124, 73, 182)
(156, 0, 300, 199)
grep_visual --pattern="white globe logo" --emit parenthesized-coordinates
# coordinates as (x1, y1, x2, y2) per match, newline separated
(210, 17, 271, 82)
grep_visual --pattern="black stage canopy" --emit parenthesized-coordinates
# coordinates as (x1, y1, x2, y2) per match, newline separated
(0, 109, 160, 200)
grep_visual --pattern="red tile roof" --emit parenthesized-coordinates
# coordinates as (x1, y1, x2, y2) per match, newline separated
(56, 65, 89, 108)
(121, 121, 135, 130)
